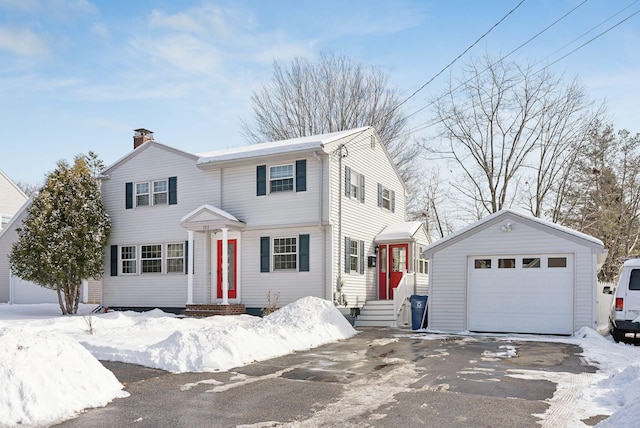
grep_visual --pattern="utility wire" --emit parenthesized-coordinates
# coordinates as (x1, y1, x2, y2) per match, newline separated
(333, 0, 529, 154)
(393, 0, 527, 113)
(402, 5, 640, 138)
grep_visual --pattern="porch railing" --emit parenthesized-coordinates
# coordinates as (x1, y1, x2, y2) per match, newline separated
(394, 272, 415, 327)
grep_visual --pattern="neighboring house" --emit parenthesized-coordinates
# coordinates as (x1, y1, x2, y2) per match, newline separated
(0, 170, 28, 302)
(100, 127, 429, 317)
(0, 169, 27, 232)
(0, 197, 103, 305)
(422, 210, 608, 335)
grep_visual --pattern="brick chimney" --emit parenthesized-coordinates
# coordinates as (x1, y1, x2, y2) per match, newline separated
(133, 128, 154, 149)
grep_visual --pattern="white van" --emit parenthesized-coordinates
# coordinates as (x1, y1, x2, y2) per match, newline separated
(604, 258, 640, 342)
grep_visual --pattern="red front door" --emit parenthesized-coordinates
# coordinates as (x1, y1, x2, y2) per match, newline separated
(217, 239, 237, 299)
(378, 245, 388, 299)
(378, 243, 408, 300)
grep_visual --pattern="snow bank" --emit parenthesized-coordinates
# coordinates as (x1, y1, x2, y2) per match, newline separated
(0, 327, 128, 426)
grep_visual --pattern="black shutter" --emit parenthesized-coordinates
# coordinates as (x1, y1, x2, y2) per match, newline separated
(169, 177, 177, 205)
(184, 240, 189, 274)
(299, 234, 309, 272)
(296, 160, 306, 192)
(344, 166, 351, 197)
(260, 236, 270, 272)
(360, 174, 365, 203)
(110, 245, 118, 276)
(257, 165, 267, 196)
(377, 183, 382, 207)
(391, 190, 396, 213)
(344, 236, 350, 273)
(360, 240, 365, 274)
(125, 182, 133, 209)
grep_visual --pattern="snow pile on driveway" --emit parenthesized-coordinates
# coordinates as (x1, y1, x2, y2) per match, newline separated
(0, 296, 357, 426)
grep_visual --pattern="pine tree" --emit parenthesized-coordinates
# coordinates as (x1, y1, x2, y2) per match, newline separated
(9, 154, 111, 314)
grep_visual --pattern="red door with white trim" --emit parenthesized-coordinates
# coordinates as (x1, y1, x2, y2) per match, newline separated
(378, 245, 388, 299)
(389, 244, 408, 299)
(217, 239, 237, 299)
(378, 243, 408, 300)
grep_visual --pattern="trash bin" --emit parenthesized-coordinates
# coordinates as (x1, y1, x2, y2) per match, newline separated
(410, 295, 428, 330)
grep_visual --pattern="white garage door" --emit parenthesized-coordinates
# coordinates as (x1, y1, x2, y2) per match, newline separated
(468, 255, 574, 335)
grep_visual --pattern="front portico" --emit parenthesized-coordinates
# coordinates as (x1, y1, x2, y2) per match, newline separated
(180, 204, 245, 307)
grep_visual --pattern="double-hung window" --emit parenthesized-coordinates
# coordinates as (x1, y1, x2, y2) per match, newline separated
(153, 180, 168, 205)
(273, 237, 297, 270)
(377, 184, 395, 212)
(269, 165, 294, 193)
(136, 183, 150, 207)
(381, 187, 391, 210)
(141, 244, 162, 273)
(166, 243, 184, 273)
(121, 246, 137, 274)
(349, 239, 359, 272)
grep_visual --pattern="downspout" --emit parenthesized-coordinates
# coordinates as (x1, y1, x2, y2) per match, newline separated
(336, 144, 345, 305)
(313, 151, 328, 301)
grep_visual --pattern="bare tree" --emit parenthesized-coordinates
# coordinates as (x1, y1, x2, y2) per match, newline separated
(242, 52, 419, 186)
(429, 56, 600, 219)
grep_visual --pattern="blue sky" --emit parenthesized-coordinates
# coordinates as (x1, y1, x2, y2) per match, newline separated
(1, 0, 639, 185)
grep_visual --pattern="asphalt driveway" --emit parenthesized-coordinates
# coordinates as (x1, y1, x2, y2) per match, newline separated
(54, 328, 607, 427)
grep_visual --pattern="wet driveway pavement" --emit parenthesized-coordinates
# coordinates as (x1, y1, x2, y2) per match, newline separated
(54, 328, 607, 427)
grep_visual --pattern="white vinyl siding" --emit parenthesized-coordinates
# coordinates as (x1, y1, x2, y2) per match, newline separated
(101, 145, 204, 308)
(329, 128, 406, 306)
(240, 227, 323, 308)
(222, 155, 320, 228)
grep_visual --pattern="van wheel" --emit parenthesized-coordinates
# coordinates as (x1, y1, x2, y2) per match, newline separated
(611, 327, 624, 343)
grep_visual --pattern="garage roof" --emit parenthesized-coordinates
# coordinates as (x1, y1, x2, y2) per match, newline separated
(422, 209, 606, 258)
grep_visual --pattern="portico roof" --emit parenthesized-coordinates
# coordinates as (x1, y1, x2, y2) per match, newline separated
(180, 204, 245, 231)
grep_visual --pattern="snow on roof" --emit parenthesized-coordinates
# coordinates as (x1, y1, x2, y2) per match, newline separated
(422, 209, 605, 256)
(374, 221, 423, 242)
(197, 127, 371, 164)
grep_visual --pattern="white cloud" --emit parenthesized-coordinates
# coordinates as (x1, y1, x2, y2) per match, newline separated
(91, 22, 109, 38)
(0, 27, 49, 57)
(149, 3, 229, 36)
(130, 33, 222, 77)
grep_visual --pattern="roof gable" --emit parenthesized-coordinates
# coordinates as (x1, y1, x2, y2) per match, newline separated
(422, 209, 605, 257)
(100, 141, 198, 178)
(0, 169, 28, 200)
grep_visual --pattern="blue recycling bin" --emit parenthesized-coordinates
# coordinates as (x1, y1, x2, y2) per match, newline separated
(410, 295, 428, 330)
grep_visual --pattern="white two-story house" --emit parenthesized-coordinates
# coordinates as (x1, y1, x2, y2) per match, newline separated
(100, 127, 428, 322)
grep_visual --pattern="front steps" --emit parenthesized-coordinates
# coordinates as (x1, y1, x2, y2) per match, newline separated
(354, 300, 399, 328)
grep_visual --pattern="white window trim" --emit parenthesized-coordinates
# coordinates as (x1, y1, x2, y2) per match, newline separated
(269, 164, 295, 193)
(381, 186, 391, 210)
(166, 242, 185, 274)
(120, 245, 137, 275)
(273, 236, 298, 271)
(135, 179, 169, 207)
(349, 240, 359, 273)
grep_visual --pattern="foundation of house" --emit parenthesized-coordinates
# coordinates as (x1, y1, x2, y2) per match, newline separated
(182, 304, 246, 317)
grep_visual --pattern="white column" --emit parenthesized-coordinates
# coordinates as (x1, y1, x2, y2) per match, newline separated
(82, 279, 89, 303)
(186, 230, 194, 304)
(221, 227, 229, 305)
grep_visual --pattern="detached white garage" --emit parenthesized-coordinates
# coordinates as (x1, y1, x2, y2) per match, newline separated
(422, 210, 607, 335)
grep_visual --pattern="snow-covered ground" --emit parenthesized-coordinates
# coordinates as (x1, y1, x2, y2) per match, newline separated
(0, 298, 639, 427)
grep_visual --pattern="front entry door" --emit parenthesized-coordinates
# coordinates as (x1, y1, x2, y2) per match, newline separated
(217, 239, 237, 299)
(388, 244, 408, 299)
